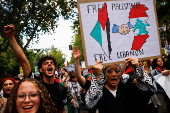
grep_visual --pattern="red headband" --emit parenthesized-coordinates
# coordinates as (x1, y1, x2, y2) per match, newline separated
(1, 77, 15, 87)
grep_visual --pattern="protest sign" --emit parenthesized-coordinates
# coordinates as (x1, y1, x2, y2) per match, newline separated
(77, 0, 161, 68)
(81, 61, 86, 68)
(154, 74, 170, 99)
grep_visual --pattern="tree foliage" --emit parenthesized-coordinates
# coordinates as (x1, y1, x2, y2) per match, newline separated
(48, 45, 66, 69)
(156, 0, 170, 45)
(0, 0, 76, 75)
(70, 19, 84, 64)
(0, 37, 15, 76)
(0, 0, 76, 52)
(36, 45, 66, 70)
(25, 50, 38, 73)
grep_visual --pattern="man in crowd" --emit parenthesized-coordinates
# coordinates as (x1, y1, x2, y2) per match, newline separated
(4, 24, 67, 113)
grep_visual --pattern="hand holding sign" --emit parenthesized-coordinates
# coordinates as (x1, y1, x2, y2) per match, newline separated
(92, 60, 103, 81)
(125, 57, 139, 67)
(161, 70, 170, 76)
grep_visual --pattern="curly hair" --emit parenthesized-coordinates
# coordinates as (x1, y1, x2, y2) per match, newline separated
(37, 55, 57, 72)
(4, 78, 58, 113)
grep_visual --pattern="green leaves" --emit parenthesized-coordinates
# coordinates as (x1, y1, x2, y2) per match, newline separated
(0, 0, 76, 75)
(156, 0, 170, 45)
(48, 45, 66, 69)
(70, 21, 84, 64)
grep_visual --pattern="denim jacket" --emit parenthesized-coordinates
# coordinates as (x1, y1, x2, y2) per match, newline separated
(151, 68, 164, 92)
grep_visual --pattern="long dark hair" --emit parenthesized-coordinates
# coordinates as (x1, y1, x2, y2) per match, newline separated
(147, 59, 153, 67)
(152, 58, 165, 69)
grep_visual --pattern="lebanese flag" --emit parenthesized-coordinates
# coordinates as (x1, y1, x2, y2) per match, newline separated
(131, 34, 149, 50)
(129, 4, 149, 50)
(129, 4, 148, 19)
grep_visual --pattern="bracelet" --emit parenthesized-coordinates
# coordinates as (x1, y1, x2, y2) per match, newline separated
(5, 33, 14, 38)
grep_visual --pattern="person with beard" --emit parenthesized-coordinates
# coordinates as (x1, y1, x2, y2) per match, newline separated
(4, 24, 67, 113)
(0, 74, 16, 112)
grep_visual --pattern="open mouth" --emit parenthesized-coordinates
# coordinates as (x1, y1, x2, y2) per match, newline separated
(111, 78, 118, 84)
(23, 105, 33, 110)
(47, 67, 53, 73)
(7, 89, 11, 92)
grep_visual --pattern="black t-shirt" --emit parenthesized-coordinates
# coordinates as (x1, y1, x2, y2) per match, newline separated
(28, 72, 67, 112)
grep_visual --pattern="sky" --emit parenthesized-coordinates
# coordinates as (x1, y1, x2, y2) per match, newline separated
(25, 17, 74, 64)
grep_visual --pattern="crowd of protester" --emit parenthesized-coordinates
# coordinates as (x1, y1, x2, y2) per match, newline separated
(0, 24, 170, 113)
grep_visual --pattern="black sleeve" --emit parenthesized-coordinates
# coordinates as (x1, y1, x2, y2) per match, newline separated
(82, 79, 91, 91)
(64, 87, 67, 100)
(28, 71, 33, 78)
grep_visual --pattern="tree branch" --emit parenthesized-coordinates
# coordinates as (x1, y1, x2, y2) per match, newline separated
(23, 21, 41, 52)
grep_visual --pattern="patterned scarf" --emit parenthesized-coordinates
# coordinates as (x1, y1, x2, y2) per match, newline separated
(85, 64, 121, 109)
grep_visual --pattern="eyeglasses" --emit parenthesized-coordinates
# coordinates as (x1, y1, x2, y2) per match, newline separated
(14, 92, 40, 102)
(106, 69, 120, 74)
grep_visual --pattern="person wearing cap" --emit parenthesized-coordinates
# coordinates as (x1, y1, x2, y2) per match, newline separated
(73, 46, 157, 113)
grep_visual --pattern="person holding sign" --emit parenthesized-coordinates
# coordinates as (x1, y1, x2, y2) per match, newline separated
(73, 46, 157, 113)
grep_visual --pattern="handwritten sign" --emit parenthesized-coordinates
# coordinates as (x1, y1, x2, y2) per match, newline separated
(77, 0, 161, 68)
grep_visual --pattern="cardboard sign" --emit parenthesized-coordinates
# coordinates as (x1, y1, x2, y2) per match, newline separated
(81, 61, 86, 68)
(77, 0, 162, 68)
(83, 69, 88, 76)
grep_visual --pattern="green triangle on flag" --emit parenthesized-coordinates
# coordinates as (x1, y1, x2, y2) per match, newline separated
(90, 21, 102, 47)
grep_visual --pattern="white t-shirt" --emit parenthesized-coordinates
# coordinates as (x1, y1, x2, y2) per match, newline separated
(109, 90, 117, 97)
